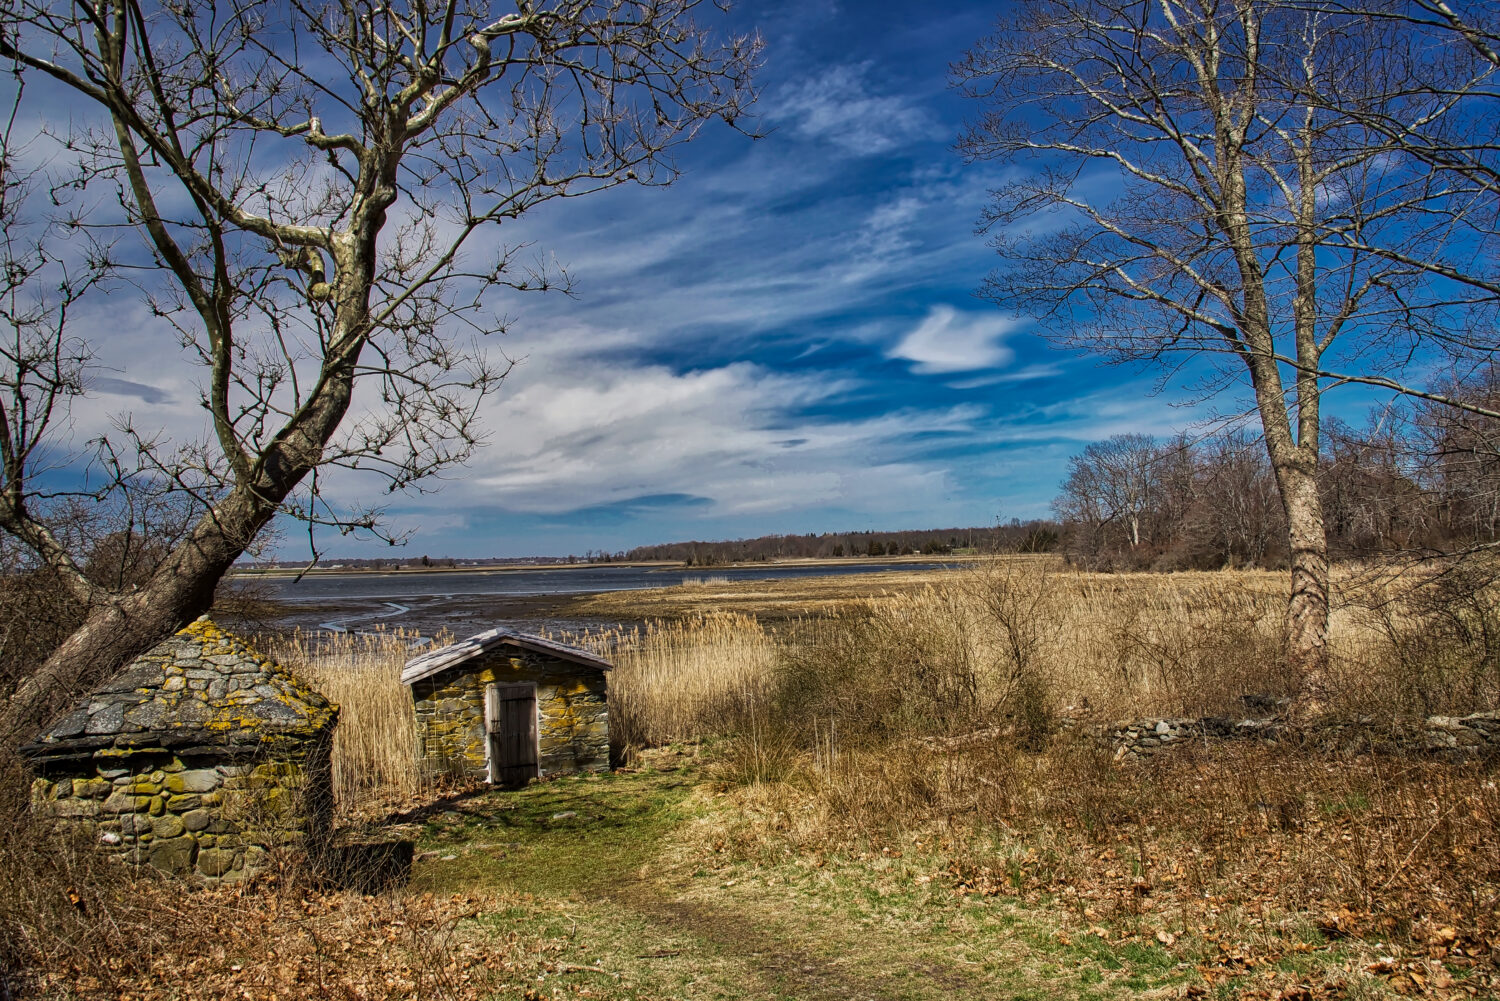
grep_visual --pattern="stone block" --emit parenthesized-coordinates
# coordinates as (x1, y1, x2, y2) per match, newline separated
(166, 769, 220, 794)
(196, 848, 239, 877)
(101, 791, 154, 814)
(49, 798, 101, 818)
(85, 703, 127, 735)
(149, 836, 198, 874)
(75, 777, 112, 799)
(166, 794, 202, 811)
(153, 815, 185, 839)
(181, 809, 212, 832)
(120, 814, 152, 835)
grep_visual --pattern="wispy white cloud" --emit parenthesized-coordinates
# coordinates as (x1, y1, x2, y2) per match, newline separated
(944, 364, 1064, 390)
(454, 325, 984, 519)
(771, 63, 939, 155)
(889, 306, 1025, 374)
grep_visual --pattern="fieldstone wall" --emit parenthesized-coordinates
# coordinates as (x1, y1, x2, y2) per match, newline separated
(1108, 716, 1288, 763)
(411, 649, 608, 781)
(1109, 709, 1500, 763)
(1424, 711, 1500, 757)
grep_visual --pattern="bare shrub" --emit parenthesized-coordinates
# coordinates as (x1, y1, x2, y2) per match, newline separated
(965, 560, 1059, 746)
(1336, 557, 1500, 718)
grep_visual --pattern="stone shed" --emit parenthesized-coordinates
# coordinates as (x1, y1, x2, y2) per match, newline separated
(402, 628, 611, 786)
(20, 617, 338, 881)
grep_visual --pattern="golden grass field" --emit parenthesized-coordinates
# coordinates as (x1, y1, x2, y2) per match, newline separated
(8, 558, 1499, 999)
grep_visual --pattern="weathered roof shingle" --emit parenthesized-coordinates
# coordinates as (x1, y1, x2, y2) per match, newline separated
(20, 617, 337, 765)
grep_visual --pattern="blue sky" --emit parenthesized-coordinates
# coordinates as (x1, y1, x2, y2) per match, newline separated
(331, 0, 1194, 558)
(45, 1, 1380, 559)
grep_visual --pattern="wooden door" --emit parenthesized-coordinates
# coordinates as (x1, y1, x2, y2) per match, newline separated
(485, 682, 538, 787)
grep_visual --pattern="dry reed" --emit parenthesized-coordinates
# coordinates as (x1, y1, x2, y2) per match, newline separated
(568, 613, 780, 749)
(269, 629, 433, 818)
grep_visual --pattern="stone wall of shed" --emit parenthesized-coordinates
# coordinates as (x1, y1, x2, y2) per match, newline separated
(411, 650, 608, 781)
(29, 737, 333, 881)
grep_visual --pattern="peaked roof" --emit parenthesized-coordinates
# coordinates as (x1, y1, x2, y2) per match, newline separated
(401, 627, 611, 686)
(21, 617, 337, 764)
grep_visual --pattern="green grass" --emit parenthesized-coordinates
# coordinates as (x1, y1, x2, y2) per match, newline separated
(398, 754, 1412, 1000)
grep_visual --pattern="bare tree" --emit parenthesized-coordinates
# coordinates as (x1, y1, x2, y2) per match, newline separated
(957, 0, 1497, 701)
(0, 0, 757, 741)
(1054, 433, 1161, 559)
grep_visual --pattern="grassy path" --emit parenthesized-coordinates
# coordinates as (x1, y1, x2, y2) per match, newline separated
(398, 755, 1225, 1001)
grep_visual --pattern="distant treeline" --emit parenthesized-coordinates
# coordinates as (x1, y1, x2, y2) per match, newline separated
(1054, 379, 1500, 571)
(621, 522, 1061, 566)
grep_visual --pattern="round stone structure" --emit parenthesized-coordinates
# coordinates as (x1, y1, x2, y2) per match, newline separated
(20, 617, 338, 881)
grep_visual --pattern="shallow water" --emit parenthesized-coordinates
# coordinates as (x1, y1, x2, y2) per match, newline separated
(246, 561, 950, 636)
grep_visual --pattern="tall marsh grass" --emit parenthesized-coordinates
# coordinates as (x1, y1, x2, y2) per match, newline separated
(270, 629, 432, 817)
(263, 561, 1500, 818)
(577, 613, 780, 749)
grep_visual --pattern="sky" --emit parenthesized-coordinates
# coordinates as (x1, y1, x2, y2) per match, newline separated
(350, 0, 1193, 558)
(21, 0, 1381, 560)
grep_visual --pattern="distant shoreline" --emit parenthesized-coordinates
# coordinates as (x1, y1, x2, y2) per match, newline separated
(228, 553, 974, 579)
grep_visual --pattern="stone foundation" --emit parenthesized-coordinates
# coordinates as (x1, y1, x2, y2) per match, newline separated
(411, 648, 608, 781)
(30, 742, 333, 881)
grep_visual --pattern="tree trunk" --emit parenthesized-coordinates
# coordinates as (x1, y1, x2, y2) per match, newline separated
(1276, 461, 1332, 709)
(1, 501, 255, 744)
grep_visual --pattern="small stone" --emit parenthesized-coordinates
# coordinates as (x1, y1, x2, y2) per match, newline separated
(98, 767, 129, 779)
(166, 794, 202, 811)
(1154, 721, 1171, 735)
(181, 809, 212, 832)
